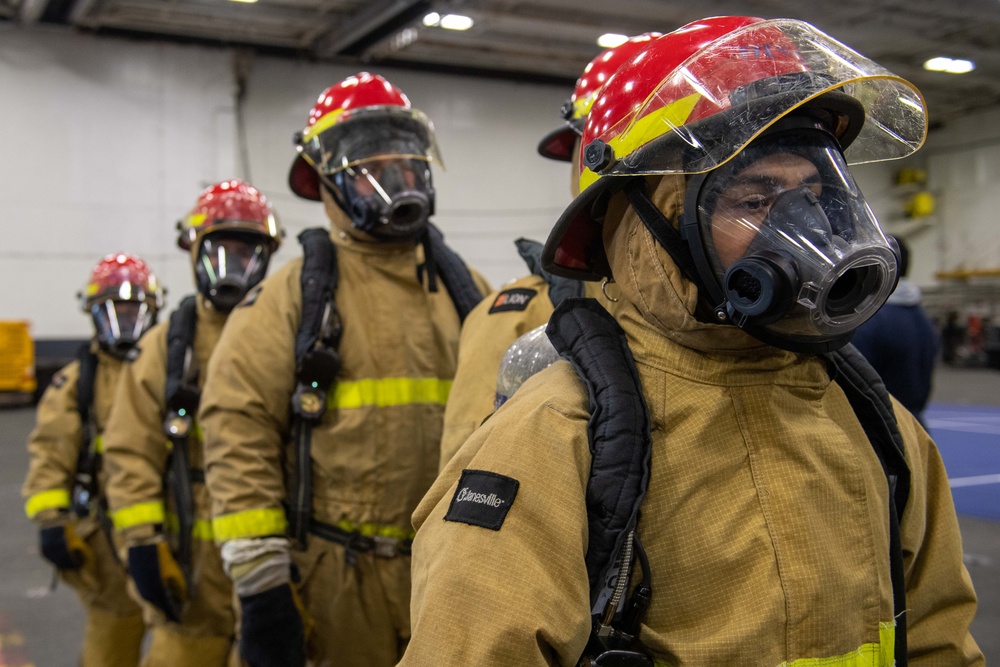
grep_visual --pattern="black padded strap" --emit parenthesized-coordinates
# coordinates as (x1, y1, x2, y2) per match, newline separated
(826, 344, 910, 665)
(827, 345, 910, 515)
(547, 298, 652, 606)
(165, 296, 199, 413)
(295, 228, 338, 369)
(75, 344, 98, 432)
(515, 237, 585, 308)
(425, 223, 483, 323)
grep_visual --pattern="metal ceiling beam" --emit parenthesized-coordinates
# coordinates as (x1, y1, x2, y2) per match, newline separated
(108, 0, 328, 27)
(311, 0, 430, 57)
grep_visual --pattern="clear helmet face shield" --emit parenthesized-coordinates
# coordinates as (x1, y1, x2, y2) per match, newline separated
(495, 325, 561, 410)
(91, 299, 156, 356)
(582, 18, 927, 191)
(299, 106, 441, 241)
(682, 125, 898, 352)
(194, 230, 271, 312)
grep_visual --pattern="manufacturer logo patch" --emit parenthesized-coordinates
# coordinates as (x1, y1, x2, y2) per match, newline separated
(444, 469, 519, 531)
(488, 288, 537, 314)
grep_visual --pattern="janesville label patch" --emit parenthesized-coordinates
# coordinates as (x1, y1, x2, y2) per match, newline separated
(488, 288, 537, 314)
(444, 469, 519, 530)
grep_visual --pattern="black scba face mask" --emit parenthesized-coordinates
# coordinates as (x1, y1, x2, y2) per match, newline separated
(92, 299, 156, 358)
(330, 158, 434, 242)
(681, 124, 898, 353)
(194, 230, 271, 313)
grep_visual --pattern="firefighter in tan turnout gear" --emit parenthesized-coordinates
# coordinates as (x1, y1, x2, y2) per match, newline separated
(102, 180, 283, 666)
(198, 72, 490, 667)
(23, 253, 162, 666)
(438, 33, 660, 469)
(401, 18, 983, 666)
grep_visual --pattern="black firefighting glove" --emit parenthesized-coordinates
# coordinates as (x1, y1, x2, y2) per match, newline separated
(127, 541, 188, 622)
(239, 583, 307, 667)
(39, 522, 91, 571)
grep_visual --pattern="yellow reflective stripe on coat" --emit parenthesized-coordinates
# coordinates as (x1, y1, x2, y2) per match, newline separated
(779, 623, 895, 667)
(111, 501, 165, 530)
(652, 623, 895, 667)
(93, 434, 104, 454)
(164, 512, 215, 541)
(327, 378, 452, 410)
(212, 507, 288, 543)
(24, 488, 71, 519)
(335, 519, 415, 541)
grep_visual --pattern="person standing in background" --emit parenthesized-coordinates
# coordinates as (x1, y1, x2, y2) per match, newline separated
(23, 253, 163, 666)
(102, 180, 283, 666)
(854, 235, 940, 424)
(437, 33, 662, 469)
(198, 73, 490, 667)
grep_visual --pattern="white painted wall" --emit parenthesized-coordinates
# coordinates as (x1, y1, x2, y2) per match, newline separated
(3, 23, 1000, 337)
(851, 105, 1000, 293)
(0, 24, 571, 338)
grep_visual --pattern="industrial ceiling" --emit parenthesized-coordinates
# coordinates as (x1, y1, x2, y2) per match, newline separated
(4, 0, 1000, 124)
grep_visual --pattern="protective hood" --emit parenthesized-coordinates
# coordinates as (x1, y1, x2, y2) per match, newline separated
(603, 174, 791, 357)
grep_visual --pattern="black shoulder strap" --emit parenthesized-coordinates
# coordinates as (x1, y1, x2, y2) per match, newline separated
(515, 237, 585, 308)
(826, 343, 910, 666)
(295, 228, 339, 373)
(826, 344, 910, 518)
(289, 228, 342, 550)
(425, 223, 483, 323)
(546, 298, 653, 606)
(165, 295, 200, 413)
(75, 343, 98, 433)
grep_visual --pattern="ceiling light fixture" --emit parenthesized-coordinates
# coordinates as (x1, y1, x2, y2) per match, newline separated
(923, 56, 975, 74)
(439, 14, 474, 30)
(422, 12, 441, 26)
(597, 33, 628, 48)
(229, 0, 258, 4)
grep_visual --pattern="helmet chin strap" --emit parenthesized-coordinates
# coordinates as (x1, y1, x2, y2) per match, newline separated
(622, 179, 712, 309)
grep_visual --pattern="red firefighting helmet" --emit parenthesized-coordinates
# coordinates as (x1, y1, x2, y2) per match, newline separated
(537, 32, 663, 162)
(543, 16, 927, 280)
(79, 253, 163, 312)
(176, 179, 283, 252)
(288, 72, 443, 201)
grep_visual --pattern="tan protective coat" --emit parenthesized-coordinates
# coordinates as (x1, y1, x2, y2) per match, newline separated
(438, 275, 610, 469)
(199, 229, 489, 666)
(402, 178, 983, 666)
(102, 296, 236, 664)
(23, 349, 146, 666)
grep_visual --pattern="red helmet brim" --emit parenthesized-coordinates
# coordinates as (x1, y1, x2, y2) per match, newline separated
(289, 155, 321, 201)
(536, 126, 576, 162)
